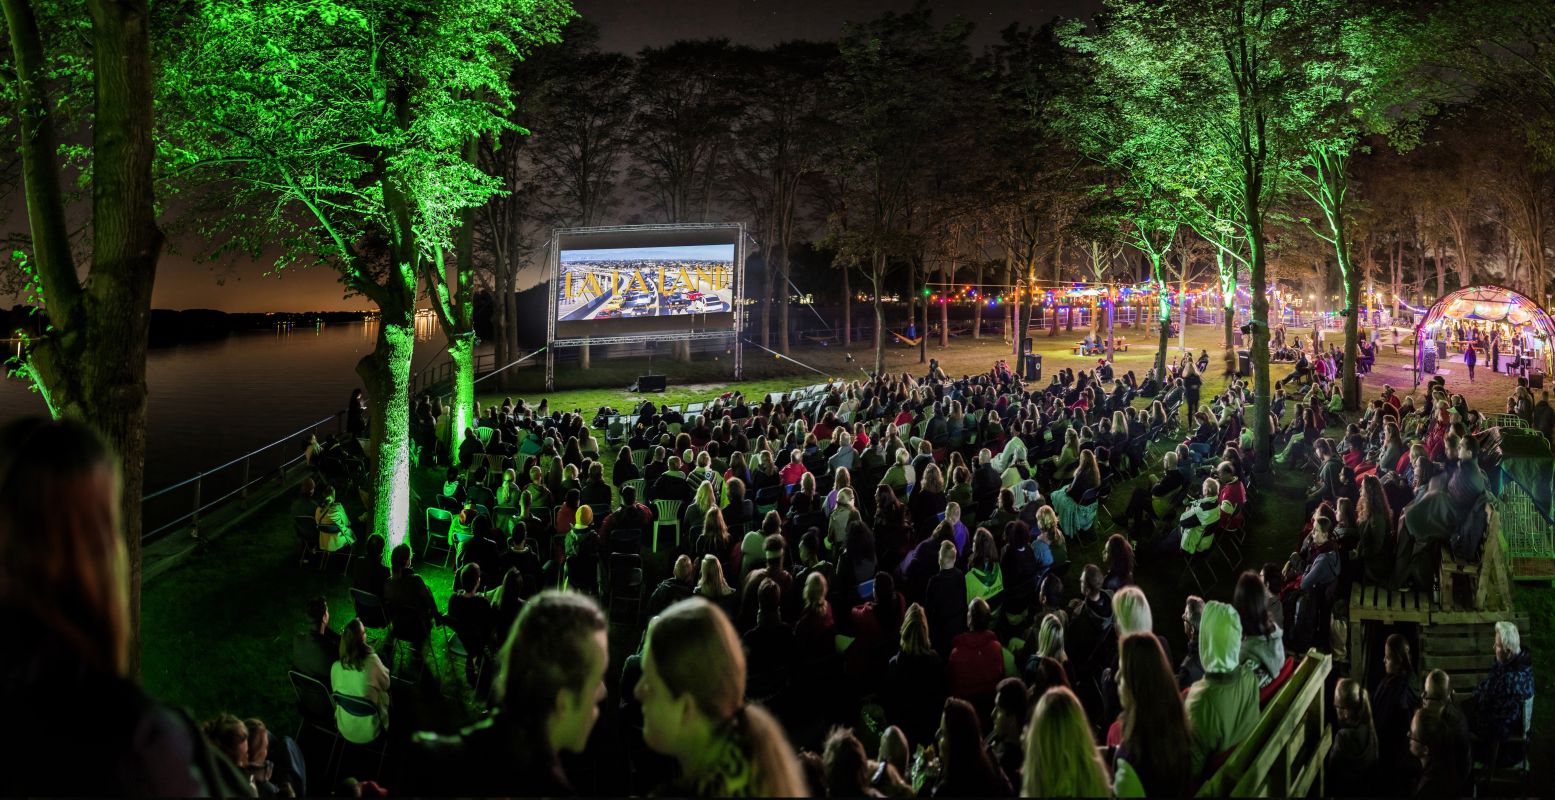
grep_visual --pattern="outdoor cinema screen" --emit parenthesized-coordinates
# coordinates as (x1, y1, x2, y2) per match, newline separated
(552, 225, 740, 339)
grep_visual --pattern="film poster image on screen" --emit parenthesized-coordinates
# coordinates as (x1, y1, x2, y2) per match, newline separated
(556, 243, 735, 322)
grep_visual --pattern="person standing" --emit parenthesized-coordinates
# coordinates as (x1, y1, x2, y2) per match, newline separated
(347, 388, 368, 439)
(1183, 363, 1203, 426)
(1464, 342, 1477, 383)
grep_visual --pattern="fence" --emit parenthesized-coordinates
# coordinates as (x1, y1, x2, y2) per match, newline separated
(141, 411, 345, 542)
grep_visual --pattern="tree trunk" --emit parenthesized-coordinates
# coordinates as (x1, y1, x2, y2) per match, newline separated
(358, 271, 416, 558)
(871, 252, 886, 376)
(778, 235, 791, 355)
(1249, 211, 1272, 469)
(1435, 241, 1445, 298)
(918, 258, 928, 364)
(580, 336, 590, 369)
(972, 260, 983, 339)
(940, 259, 951, 349)
(1151, 253, 1170, 377)
(4, 0, 163, 675)
(841, 263, 852, 345)
(760, 241, 775, 349)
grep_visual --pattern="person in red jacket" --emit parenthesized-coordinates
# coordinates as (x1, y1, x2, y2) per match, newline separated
(947, 597, 1005, 719)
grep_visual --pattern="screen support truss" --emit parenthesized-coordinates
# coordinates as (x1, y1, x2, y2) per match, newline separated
(545, 223, 746, 391)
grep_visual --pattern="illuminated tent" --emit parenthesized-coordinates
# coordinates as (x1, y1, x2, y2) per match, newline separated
(1414, 285, 1555, 384)
(1420, 285, 1555, 330)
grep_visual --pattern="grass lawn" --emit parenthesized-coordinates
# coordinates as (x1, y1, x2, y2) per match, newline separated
(140, 321, 1552, 789)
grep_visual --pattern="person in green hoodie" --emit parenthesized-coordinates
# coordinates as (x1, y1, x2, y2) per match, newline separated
(1184, 601, 1260, 779)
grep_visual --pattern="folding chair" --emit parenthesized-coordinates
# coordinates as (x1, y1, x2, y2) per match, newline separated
(424, 507, 454, 566)
(1181, 538, 1215, 595)
(295, 516, 318, 566)
(329, 692, 389, 782)
(288, 671, 341, 778)
(316, 527, 353, 574)
(349, 589, 390, 645)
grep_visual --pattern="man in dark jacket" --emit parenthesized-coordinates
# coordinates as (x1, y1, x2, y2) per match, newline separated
(925, 541, 968, 656)
(648, 456, 692, 505)
(291, 595, 339, 684)
(971, 450, 1002, 519)
(646, 555, 696, 620)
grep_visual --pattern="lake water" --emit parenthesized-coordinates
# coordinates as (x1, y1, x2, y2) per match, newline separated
(0, 316, 483, 500)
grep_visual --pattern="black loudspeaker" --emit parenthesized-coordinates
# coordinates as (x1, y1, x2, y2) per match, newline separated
(1024, 354, 1042, 382)
(635, 374, 667, 393)
(1237, 350, 1252, 377)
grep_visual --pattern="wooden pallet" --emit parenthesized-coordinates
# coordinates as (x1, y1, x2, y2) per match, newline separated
(1420, 616, 1532, 704)
(1349, 581, 1432, 624)
(1198, 649, 1333, 798)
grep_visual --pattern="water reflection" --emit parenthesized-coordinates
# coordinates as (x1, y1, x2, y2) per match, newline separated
(0, 318, 484, 492)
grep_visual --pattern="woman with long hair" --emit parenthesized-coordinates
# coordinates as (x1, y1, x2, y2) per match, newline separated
(1068, 449, 1101, 497)
(1103, 533, 1135, 591)
(932, 697, 1012, 796)
(613, 445, 641, 487)
(1233, 571, 1285, 687)
(1354, 475, 1394, 585)
(332, 618, 391, 744)
(0, 418, 228, 794)
(965, 528, 1004, 607)
(1022, 686, 1112, 797)
(1372, 632, 1420, 773)
(635, 598, 805, 796)
(692, 553, 740, 622)
(686, 480, 718, 535)
(1113, 633, 1191, 796)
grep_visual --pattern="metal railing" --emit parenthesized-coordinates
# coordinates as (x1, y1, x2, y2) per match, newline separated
(141, 410, 345, 542)
(409, 350, 500, 398)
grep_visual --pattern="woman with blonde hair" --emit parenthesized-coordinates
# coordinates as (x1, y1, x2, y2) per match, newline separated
(693, 554, 739, 621)
(1022, 686, 1112, 797)
(824, 467, 852, 514)
(332, 617, 391, 744)
(685, 479, 718, 533)
(635, 598, 805, 796)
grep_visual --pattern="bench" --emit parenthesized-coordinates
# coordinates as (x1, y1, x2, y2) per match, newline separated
(1420, 615, 1531, 704)
(1197, 649, 1332, 797)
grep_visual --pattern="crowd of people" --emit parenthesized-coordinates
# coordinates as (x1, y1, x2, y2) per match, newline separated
(0, 335, 1539, 796)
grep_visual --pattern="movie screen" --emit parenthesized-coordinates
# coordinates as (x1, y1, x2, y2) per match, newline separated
(552, 226, 740, 339)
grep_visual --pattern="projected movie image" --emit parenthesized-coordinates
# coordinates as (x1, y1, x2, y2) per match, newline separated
(557, 244, 735, 322)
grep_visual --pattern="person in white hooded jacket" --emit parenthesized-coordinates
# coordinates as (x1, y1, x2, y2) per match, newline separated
(1184, 601, 1260, 779)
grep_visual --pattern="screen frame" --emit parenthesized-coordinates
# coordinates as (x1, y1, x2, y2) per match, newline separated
(546, 223, 746, 344)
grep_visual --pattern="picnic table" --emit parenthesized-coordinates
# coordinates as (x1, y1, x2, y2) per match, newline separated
(1069, 337, 1130, 355)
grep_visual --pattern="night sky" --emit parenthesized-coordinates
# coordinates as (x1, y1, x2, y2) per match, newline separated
(145, 0, 1098, 313)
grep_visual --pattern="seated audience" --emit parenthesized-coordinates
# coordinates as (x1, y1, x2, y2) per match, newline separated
(634, 597, 806, 795)
(407, 591, 608, 794)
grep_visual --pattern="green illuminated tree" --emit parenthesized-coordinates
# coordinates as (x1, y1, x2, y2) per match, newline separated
(1, 0, 161, 672)
(162, 0, 574, 554)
